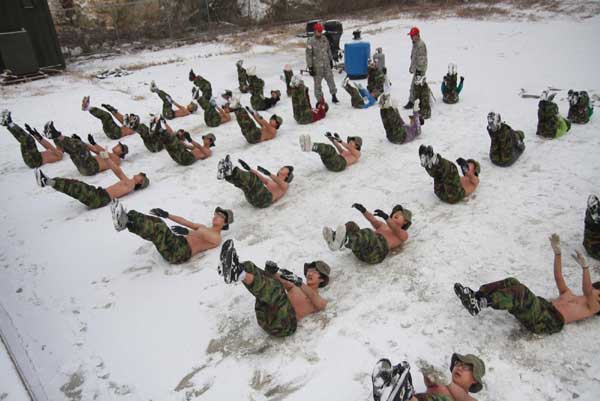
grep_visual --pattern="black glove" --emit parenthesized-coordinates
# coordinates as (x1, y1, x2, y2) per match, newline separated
(87, 134, 96, 145)
(257, 166, 271, 176)
(188, 69, 196, 81)
(238, 159, 251, 171)
(24, 124, 42, 140)
(352, 203, 366, 213)
(171, 226, 190, 235)
(460, 76, 464, 83)
(309, 67, 315, 76)
(330, 59, 333, 69)
(264, 260, 279, 275)
(72, 134, 82, 141)
(150, 208, 169, 218)
(279, 268, 303, 287)
(374, 209, 389, 220)
(456, 158, 468, 175)
(333, 133, 341, 142)
(245, 105, 256, 115)
(101, 104, 118, 113)
(183, 131, 192, 143)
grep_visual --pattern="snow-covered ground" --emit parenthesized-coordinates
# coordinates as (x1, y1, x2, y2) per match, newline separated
(1, 3, 600, 401)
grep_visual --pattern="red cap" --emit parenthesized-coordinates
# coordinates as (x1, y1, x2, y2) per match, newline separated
(408, 27, 420, 36)
(314, 22, 324, 33)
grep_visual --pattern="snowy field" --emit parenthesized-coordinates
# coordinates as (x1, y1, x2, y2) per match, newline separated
(1, 3, 600, 401)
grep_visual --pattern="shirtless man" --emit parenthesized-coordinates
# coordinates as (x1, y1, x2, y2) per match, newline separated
(217, 155, 293, 208)
(82, 96, 136, 140)
(419, 145, 479, 204)
(299, 132, 361, 172)
(323, 204, 412, 265)
(111, 200, 233, 264)
(371, 354, 485, 401)
(150, 80, 198, 119)
(1, 110, 63, 168)
(34, 154, 149, 209)
(230, 99, 282, 144)
(45, 122, 128, 176)
(454, 233, 600, 335)
(218, 239, 329, 337)
(153, 117, 214, 166)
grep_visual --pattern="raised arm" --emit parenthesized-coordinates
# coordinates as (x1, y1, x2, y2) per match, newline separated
(340, 141, 360, 158)
(299, 284, 327, 310)
(163, 119, 175, 136)
(572, 251, 598, 308)
(549, 234, 570, 295)
(269, 172, 288, 188)
(104, 155, 128, 181)
(363, 211, 384, 229)
(386, 219, 409, 242)
(166, 213, 202, 230)
(250, 168, 271, 185)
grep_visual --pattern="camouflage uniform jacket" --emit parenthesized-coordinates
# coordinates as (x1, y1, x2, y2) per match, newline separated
(409, 39, 427, 74)
(306, 36, 332, 75)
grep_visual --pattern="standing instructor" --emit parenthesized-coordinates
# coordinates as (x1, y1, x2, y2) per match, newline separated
(306, 22, 339, 104)
(405, 26, 428, 109)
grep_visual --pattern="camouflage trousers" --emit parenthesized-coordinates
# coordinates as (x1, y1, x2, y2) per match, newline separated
(89, 107, 122, 140)
(161, 133, 196, 166)
(192, 76, 212, 101)
(584, 208, 600, 260)
(313, 67, 337, 101)
(283, 69, 293, 97)
(478, 277, 564, 335)
(242, 261, 297, 337)
(442, 74, 459, 104)
(568, 103, 593, 124)
(344, 222, 389, 264)
(126, 210, 192, 264)
(234, 109, 261, 144)
(412, 83, 431, 119)
(343, 82, 365, 109)
(425, 156, 466, 204)
(248, 74, 269, 111)
(313, 143, 347, 172)
(56, 136, 100, 176)
(380, 108, 422, 144)
(137, 123, 164, 153)
(236, 64, 250, 93)
(155, 89, 176, 120)
(537, 100, 570, 138)
(415, 394, 452, 401)
(291, 85, 314, 125)
(7, 124, 42, 168)
(489, 125, 525, 167)
(225, 167, 273, 208)
(52, 177, 111, 209)
(196, 97, 221, 127)
(366, 66, 384, 98)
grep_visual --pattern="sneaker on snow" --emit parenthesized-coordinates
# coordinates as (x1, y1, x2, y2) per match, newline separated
(454, 283, 482, 316)
(110, 199, 129, 232)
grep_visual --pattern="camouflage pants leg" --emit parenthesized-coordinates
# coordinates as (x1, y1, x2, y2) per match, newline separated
(7, 124, 42, 168)
(584, 209, 600, 260)
(478, 278, 565, 334)
(241, 261, 297, 337)
(126, 210, 192, 264)
(313, 143, 347, 172)
(136, 124, 164, 153)
(415, 84, 431, 119)
(234, 109, 261, 144)
(425, 156, 465, 204)
(197, 97, 221, 128)
(88, 107, 122, 139)
(344, 82, 365, 109)
(283, 69, 293, 96)
(291, 85, 314, 125)
(344, 223, 389, 264)
(55, 135, 98, 175)
(192, 76, 212, 102)
(236, 64, 250, 93)
(225, 167, 273, 208)
(313, 68, 336, 100)
(52, 177, 111, 209)
(155, 89, 176, 120)
(380, 108, 407, 144)
(162, 135, 196, 166)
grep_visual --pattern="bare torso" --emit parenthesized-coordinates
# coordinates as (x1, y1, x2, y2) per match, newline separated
(96, 154, 121, 172)
(460, 176, 479, 196)
(286, 287, 320, 320)
(191, 147, 211, 160)
(341, 149, 359, 166)
(184, 227, 221, 256)
(105, 179, 136, 199)
(375, 224, 406, 250)
(552, 292, 599, 323)
(424, 383, 476, 401)
(174, 108, 191, 118)
(260, 126, 277, 142)
(265, 180, 288, 202)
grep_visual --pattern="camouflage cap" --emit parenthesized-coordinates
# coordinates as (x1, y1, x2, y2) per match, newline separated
(450, 353, 485, 393)
(270, 114, 283, 128)
(118, 142, 129, 159)
(214, 207, 233, 229)
(134, 172, 149, 190)
(390, 204, 412, 230)
(303, 260, 331, 288)
(347, 136, 362, 150)
(466, 159, 481, 176)
(202, 133, 216, 147)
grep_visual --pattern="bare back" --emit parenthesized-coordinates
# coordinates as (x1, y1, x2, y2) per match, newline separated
(286, 287, 321, 320)
(105, 179, 136, 199)
(260, 125, 277, 142)
(341, 149, 360, 166)
(184, 227, 221, 256)
(552, 292, 600, 324)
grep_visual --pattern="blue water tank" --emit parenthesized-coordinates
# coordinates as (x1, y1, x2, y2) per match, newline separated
(344, 34, 370, 80)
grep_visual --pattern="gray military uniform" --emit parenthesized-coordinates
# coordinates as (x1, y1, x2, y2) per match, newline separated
(306, 35, 337, 101)
(409, 38, 428, 102)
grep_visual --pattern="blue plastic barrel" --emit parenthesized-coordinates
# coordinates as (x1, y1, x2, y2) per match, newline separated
(345, 40, 370, 79)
